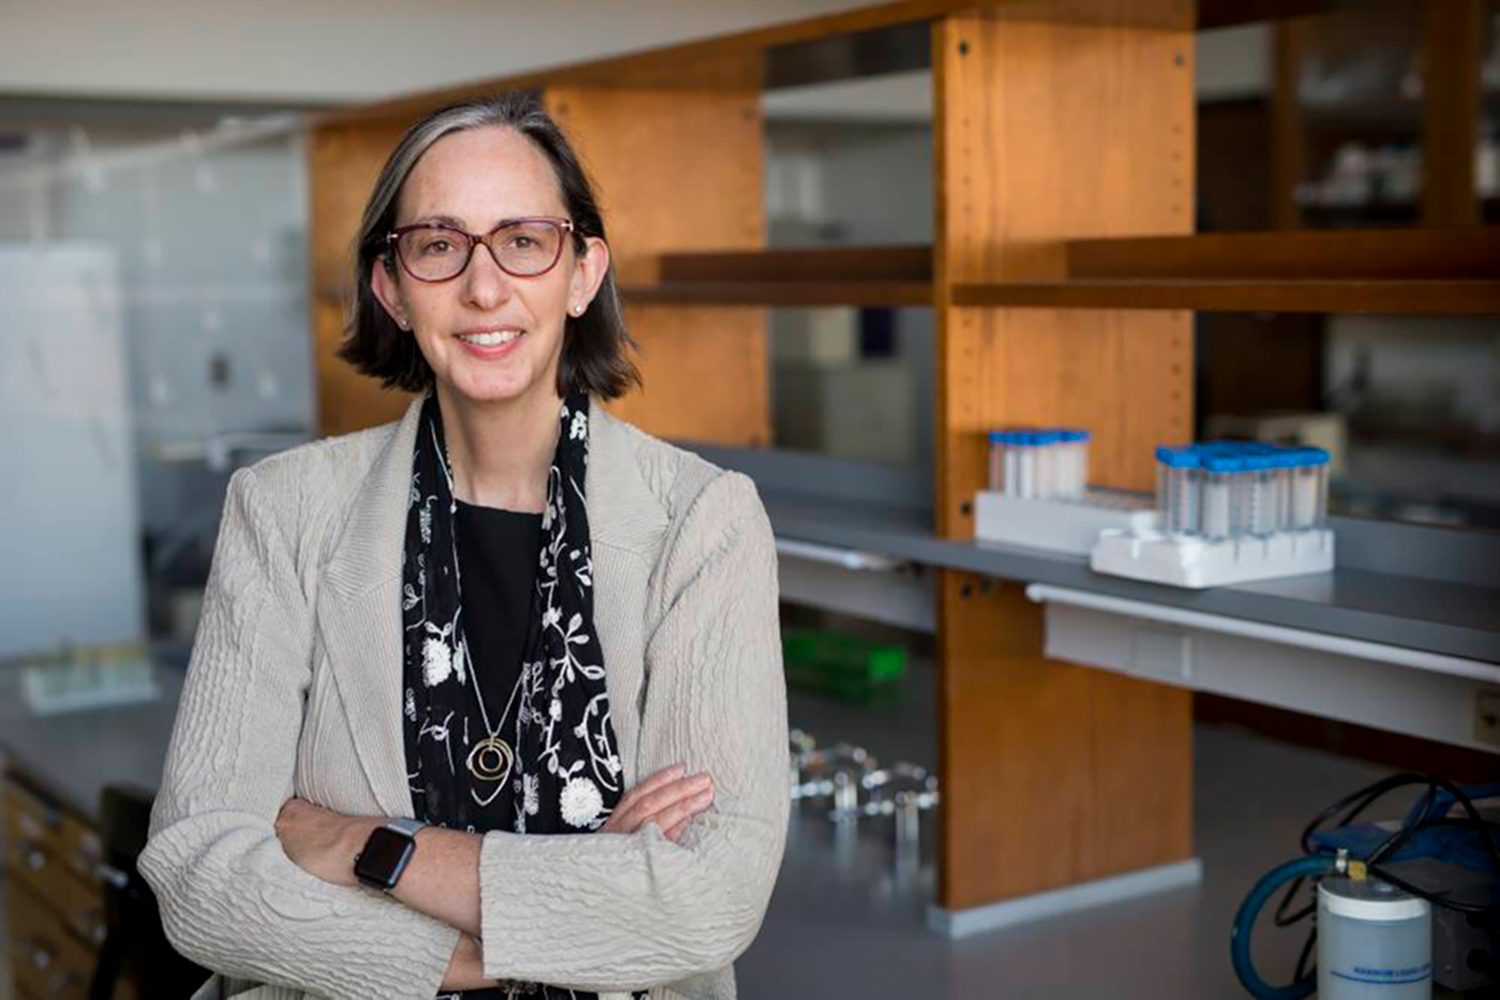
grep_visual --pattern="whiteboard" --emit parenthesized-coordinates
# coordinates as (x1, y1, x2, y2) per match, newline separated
(0, 243, 145, 658)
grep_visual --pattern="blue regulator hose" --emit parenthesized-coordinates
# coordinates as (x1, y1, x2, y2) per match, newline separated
(1230, 855, 1339, 1000)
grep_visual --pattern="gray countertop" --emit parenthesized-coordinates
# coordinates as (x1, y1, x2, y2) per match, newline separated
(760, 491, 1500, 664)
(0, 663, 182, 822)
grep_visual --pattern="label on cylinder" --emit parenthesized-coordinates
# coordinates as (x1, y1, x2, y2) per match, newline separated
(1317, 878, 1431, 1000)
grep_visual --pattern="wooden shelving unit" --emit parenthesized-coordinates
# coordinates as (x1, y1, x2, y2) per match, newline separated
(306, 0, 1499, 925)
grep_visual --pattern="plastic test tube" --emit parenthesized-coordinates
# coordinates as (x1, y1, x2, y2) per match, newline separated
(1155, 446, 1200, 536)
(987, 431, 1007, 494)
(1270, 447, 1292, 533)
(1245, 452, 1276, 536)
(1201, 453, 1242, 542)
(1307, 447, 1330, 529)
(1033, 431, 1052, 499)
(1016, 433, 1036, 498)
(1291, 449, 1321, 530)
(1073, 430, 1092, 496)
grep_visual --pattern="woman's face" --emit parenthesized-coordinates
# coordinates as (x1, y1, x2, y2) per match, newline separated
(372, 126, 609, 411)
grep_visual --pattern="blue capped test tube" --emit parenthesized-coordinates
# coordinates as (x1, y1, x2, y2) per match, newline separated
(1290, 447, 1330, 530)
(1155, 446, 1200, 536)
(1200, 451, 1244, 542)
(1244, 451, 1277, 537)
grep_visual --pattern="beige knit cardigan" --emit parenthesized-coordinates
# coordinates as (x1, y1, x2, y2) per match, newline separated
(139, 396, 789, 1000)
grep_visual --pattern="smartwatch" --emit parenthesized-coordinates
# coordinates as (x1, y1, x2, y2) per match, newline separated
(353, 817, 425, 892)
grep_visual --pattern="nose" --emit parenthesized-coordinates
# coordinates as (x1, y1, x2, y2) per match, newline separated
(459, 239, 516, 311)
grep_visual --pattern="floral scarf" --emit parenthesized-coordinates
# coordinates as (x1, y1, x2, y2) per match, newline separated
(402, 391, 636, 998)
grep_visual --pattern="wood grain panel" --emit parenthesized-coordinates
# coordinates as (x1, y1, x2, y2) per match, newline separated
(935, 8, 1195, 512)
(932, 8, 1195, 912)
(1422, 0, 1485, 227)
(937, 575, 1193, 908)
(307, 120, 409, 300)
(604, 304, 769, 447)
(314, 295, 411, 440)
(545, 86, 769, 445)
(307, 119, 412, 436)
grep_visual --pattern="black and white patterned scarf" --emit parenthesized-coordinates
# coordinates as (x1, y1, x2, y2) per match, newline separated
(402, 391, 638, 998)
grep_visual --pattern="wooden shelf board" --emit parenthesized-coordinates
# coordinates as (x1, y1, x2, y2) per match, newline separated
(952, 278, 1500, 315)
(659, 243, 931, 284)
(624, 280, 933, 307)
(1065, 227, 1500, 281)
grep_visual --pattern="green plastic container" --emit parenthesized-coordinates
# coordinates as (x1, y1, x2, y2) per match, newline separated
(781, 629, 907, 703)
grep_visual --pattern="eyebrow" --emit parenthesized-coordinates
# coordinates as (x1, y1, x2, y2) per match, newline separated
(406, 214, 538, 231)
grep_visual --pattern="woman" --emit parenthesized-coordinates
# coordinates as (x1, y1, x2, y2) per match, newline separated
(139, 92, 789, 1000)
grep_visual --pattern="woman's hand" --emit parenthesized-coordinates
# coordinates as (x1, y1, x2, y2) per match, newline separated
(275, 798, 384, 888)
(602, 764, 714, 842)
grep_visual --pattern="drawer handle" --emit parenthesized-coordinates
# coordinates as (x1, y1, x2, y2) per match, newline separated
(67, 906, 108, 944)
(18, 838, 49, 871)
(96, 861, 130, 889)
(26, 937, 55, 970)
(45, 970, 80, 994)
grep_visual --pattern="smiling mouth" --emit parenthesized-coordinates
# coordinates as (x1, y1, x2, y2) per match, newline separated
(456, 329, 524, 347)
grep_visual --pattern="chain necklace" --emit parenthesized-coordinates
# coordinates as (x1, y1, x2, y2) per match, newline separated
(433, 420, 525, 794)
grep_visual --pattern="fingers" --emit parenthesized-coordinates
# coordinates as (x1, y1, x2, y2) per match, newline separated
(663, 815, 692, 842)
(614, 772, 712, 832)
(649, 783, 714, 840)
(602, 765, 683, 833)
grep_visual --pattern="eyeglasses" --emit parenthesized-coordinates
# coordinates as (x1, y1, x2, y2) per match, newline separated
(385, 217, 575, 283)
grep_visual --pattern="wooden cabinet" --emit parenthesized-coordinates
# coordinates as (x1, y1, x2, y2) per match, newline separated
(4, 776, 133, 1000)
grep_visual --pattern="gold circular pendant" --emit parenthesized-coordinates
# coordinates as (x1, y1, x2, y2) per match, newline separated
(467, 736, 515, 785)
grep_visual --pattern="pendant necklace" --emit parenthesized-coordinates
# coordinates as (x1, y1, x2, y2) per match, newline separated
(436, 420, 526, 792)
(466, 661, 522, 788)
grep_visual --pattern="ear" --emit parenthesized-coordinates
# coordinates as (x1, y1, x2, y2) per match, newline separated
(567, 236, 611, 316)
(370, 255, 411, 330)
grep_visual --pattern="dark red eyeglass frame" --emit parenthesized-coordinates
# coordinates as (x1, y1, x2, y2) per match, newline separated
(385, 216, 576, 283)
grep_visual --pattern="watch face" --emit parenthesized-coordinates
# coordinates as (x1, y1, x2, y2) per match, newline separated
(354, 827, 414, 890)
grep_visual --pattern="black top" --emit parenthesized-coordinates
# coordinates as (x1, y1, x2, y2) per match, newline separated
(432, 500, 543, 1000)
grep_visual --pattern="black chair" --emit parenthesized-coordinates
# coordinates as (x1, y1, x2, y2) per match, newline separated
(90, 784, 208, 999)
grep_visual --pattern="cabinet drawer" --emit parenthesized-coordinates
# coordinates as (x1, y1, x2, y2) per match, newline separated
(4, 779, 106, 945)
(4, 779, 61, 857)
(8, 883, 92, 1000)
(60, 813, 105, 887)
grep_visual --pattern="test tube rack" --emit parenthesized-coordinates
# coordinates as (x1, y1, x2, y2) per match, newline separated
(974, 488, 1160, 556)
(979, 426, 1157, 555)
(1090, 440, 1336, 589)
(1090, 525, 1335, 589)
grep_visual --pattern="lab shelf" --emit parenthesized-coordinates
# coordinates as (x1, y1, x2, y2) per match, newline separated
(955, 228, 1500, 316)
(951, 279, 1500, 315)
(624, 229, 1500, 314)
(749, 486, 1500, 665)
(622, 244, 934, 308)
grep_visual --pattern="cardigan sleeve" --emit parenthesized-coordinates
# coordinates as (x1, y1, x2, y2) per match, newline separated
(138, 466, 461, 1000)
(476, 471, 789, 992)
